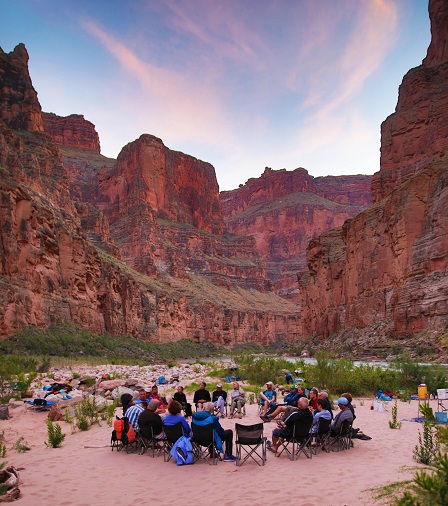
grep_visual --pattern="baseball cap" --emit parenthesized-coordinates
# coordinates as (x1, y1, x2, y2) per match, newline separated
(217, 383, 222, 387)
(336, 397, 349, 405)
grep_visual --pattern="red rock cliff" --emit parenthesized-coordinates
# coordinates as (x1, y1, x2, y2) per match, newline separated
(42, 112, 101, 153)
(221, 167, 371, 299)
(373, 0, 448, 202)
(299, 0, 448, 344)
(0, 44, 300, 344)
(0, 44, 44, 132)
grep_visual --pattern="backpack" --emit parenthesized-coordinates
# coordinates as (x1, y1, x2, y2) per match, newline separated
(111, 416, 137, 450)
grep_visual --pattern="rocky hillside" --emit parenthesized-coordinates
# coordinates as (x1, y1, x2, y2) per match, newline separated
(0, 43, 300, 345)
(221, 167, 371, 300)
(298, 0, 448, 356)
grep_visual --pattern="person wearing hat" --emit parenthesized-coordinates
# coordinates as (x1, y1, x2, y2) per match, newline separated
(260, 381, 277, 416)
(120, 393, 144, 432)
(212, 384, 227, 417)
(330, 397, 354, 436)
(229, 382, 245, 418)
(261, 384, 301, 422)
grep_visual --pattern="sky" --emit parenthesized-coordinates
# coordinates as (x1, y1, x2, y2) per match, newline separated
(1, 0, 431, 191)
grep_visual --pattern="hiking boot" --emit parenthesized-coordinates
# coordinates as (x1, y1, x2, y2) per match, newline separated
(224, 455, 237, 462)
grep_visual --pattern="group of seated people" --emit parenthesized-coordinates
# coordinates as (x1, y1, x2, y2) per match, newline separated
(259, 382, 356, 453)
(192, 381, 245, 419)
(121, 391, 238, 462)
(120, 380, 358, 460)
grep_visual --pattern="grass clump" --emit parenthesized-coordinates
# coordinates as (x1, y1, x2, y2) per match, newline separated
(13, 436, 30, 453)
(46, 419, 65, 448)
(0, 322, 224, 364)
(389, 400, 402, 429)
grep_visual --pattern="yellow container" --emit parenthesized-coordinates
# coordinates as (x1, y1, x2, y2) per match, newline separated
(418, 384, 428, 399)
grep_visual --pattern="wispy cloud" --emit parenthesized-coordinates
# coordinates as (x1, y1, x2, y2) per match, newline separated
(81, 19, 235, 147)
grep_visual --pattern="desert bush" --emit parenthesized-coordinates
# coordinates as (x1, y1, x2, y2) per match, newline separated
(389, 400, 402, 429)
(46, 418, 65, 448)
(13, 436, 30, 453)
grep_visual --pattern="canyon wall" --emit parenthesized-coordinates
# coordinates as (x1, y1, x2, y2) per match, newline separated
(221, 167, 371, 299)
(299, 0, 448, 344)
(42, 113, 101, 153)
(0, 43, 299, 344)
(373, 0, 448, 202)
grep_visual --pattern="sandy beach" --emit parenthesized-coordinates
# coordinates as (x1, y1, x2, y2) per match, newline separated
(0, 374, 435, 506)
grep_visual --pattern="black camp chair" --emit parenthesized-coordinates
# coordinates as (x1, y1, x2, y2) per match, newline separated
(329, 419, 353, 452)
(235, 423, 266, 467)
(312, 417, 331, 455)
(276, 418, 313, 461)
(191, 423, 221, 465)
(163, 423, 184, 462)
(138, 423, 165, 458)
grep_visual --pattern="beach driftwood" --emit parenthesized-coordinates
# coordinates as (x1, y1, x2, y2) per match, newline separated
(0, 466, 20, 502)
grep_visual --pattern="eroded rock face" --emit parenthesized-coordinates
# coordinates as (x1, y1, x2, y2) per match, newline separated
(221, 167, 371, 299)
(0, 44, 299, 345)
(0, 44, 44, 132)
(373, 0, 448, 202)
(299, 155, 448, 338)
(299, 0, 448, 340)
(42, 113, 100, 153)
(100, 134, 224, 236)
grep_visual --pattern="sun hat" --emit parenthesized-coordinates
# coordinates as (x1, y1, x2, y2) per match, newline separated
(217, 383, 222, 387)
(336, 397, 349, 405)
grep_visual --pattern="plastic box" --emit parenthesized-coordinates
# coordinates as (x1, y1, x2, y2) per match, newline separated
(437, 389, 448, 400)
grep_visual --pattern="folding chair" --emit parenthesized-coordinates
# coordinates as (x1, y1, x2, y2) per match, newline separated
(191, 423, 220, 465)
(235, 423, 266, 467)
(163, 423, 184, 462)
(24, 398, 56, 412)
(312, 417, 331, 455)
(276, 419, 313, 461)
(329, 420, 352, 452)
(138, 424, 165, 458)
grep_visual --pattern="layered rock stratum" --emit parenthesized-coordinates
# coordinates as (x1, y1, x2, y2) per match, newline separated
(0, 42, 300, 345)
(221, 167, 371, 300)
(298, 0, 448, 355)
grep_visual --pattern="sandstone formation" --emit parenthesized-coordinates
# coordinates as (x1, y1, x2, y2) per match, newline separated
(42, 113, 100, 153)
(0, 43, 43, 132)
(221, 167, 371, 299)
(299, 0, 448, 348)
(0, 44, 299, 345)
(373, 0, 448, 202)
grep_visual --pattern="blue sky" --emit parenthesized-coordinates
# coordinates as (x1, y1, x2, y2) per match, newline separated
(1, 0, 430, 191)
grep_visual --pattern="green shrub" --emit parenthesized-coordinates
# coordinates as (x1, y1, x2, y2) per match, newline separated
(389, 400, 402, 429)
(13, 436, 30, 453)
(413, 421, 439, 465)
(46, 419, 65, 448)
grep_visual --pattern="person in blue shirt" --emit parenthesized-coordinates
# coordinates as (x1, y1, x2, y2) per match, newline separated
(261, 385, 299, 422)
(260, 381, 277, 416)
(163, 400, 191, 436)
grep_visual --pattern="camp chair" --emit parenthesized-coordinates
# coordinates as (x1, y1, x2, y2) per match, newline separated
(312, 417, 331, 455)
(276, 418, 313, 461)
(329, 420, 352, 452)
(24, 398, 56, 412)
(191, 422, 221, 465)
(235, 423, 266, 467)
(138, 424, 165, 458)
(163, 423, 184, 462)
(228, 395, 246, 418)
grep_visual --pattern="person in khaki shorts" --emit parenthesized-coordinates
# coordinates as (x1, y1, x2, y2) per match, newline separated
(229, 382, 245, 418)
